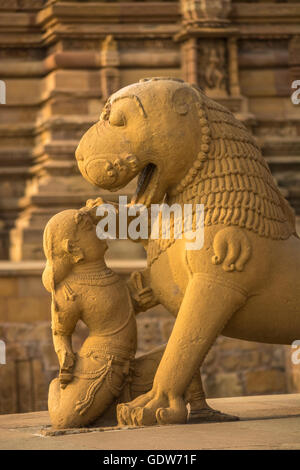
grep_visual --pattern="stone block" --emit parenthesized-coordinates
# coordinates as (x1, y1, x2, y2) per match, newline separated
(204, 372, 243, 398)
(0, 277, 17, 296)
(20, 322, 51, 344)
(6, 342, 28, 361)
(218, 336, 259, 351)
(245, 369, 287, 395)
(0, 361, 18, 414)
(161, 318, 174, 342)
(136, 318, 163, 353)
(240, 69, 289, 97)
(16, 359, 33, 413)
(41, 343, 58, 371)
(46, 70, 102, 93)
(0, 298, 8, 321)
(120, 68, 180, 89)
(17, 277, 47, 298)
(4, 297, 50, 322)
(32, 359, 48, 411)
(5, 78, 41, 105)
(202, 345, 217, 369)
(219, 351, 261, 371)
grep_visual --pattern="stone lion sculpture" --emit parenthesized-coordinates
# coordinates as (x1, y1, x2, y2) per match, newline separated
(75, 77, 300, 427)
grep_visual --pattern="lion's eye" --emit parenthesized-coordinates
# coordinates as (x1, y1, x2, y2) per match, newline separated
(100, 102, 111, 121)
(109, 110, 126, 127)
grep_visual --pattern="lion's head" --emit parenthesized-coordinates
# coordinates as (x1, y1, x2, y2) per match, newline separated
(75, 78, 207, 207)
(76, 77, 297, 247)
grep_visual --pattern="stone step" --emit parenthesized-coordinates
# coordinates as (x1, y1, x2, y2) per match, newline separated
(0, 394, 300, 449)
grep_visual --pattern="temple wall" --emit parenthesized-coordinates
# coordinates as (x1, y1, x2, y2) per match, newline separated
(0, 0, 300, 413)
(0, 262, 293, 414)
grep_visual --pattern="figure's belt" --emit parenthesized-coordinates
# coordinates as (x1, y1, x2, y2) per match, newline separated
(79, 342, 135, 362)
(73, 349, 135, 415)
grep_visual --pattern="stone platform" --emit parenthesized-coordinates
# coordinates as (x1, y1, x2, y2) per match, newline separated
(0, 394, 300, 450)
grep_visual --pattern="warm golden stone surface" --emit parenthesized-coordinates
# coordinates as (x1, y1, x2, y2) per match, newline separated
(70, 77, 300, 427)
(1, 394, 300, 449)
(1, 0, 300, 418)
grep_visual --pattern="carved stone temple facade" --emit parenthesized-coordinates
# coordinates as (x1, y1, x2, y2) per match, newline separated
(0, 0, 300, 413)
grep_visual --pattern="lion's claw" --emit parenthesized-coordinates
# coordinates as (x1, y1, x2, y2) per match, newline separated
(117, 392, 187, 427)
(156, 399, 188, 425)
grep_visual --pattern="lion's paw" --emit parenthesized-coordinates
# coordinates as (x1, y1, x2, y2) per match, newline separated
(117, 391, 187, 427)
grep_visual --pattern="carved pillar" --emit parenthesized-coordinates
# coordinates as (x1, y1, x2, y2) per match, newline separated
(176, 0, 252, 120)
(228, 37, 241, 97)
(9, 29, 107, 261)
(288, 36, 300, 233)
(0, 219, 5, 259)
(100, 35, 120, 101)
(0, 7, 37, 259)
(289, 36, 300, 87)
(9, 31, 123, 260)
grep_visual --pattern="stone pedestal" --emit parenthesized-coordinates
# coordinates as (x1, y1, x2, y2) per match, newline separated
(0, 394, 300, 449)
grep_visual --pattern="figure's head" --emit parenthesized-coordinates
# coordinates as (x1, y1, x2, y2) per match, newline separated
(42, 209, 107, 291)
(75, 78, 204, 207)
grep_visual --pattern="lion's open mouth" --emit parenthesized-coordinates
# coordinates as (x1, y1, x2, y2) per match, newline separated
(132, 163, 160, 207)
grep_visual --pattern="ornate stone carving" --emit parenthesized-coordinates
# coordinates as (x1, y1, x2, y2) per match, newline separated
(181, 0, 232, 26)
(177, 0, 251, 118)
(43, 205, 229, 428)
(198, 39, 227, 97)
(75, 78, 300, 427)
(42, 207, 139, 428)
(100, 35, 120, 101)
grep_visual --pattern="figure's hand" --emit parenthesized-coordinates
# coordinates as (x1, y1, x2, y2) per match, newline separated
(59, 349, 75, 369)
(79, 198, 105, 225)
(135, 287, 154, 307)
(59, 370, 73, 389)
(127, 271, 158, 313)
(85, 197, 106, 210)
(57, 349, 76, 389)
(80, 197, 119, 225)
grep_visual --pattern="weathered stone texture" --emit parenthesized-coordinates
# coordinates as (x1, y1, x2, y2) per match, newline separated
(0, 0, 299, 259)
(0, 266, 293, 414)
(0, 0, 300, 413)
(136, 310, 290, 398)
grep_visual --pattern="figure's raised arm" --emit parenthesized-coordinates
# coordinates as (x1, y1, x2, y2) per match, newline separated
(51, 285, 80, 388)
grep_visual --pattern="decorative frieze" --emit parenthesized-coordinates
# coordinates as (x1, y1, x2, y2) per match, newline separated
(181, 0, 232, 26)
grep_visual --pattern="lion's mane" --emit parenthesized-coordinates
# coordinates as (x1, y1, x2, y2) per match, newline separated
(147, 88, 297, 266)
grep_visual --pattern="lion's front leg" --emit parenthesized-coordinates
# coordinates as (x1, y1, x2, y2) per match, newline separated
(117, 273, 247, 426)
(186, 369, 239, 422)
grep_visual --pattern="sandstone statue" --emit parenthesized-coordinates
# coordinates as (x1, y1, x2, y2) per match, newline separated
(42, 206, 224, 428)
(42, 208, 137, 428)
(74, 77, 300, 427)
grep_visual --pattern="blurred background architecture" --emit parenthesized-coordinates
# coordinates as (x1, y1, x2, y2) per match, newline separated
(0, 0, 300, 414)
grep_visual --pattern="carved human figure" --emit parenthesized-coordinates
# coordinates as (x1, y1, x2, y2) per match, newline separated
(75, 77, 300, 427)
(43, 206, 224, 428)
(42, 208, 142, 428)
(204, 45, 226, 93)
